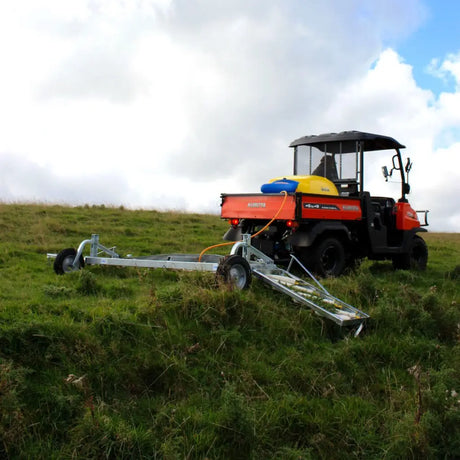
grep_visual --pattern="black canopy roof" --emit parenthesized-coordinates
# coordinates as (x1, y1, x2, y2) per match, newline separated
(289, 130, 405, 153)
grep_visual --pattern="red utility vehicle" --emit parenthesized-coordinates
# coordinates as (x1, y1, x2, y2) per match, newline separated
(221, 131, 428, 276)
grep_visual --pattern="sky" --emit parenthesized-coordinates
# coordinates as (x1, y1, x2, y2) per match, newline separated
(0, 0, 459, 232)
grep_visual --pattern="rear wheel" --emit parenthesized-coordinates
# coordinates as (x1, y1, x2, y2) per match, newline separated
(310, 237, 346, 277)
(216, 255, 252, 289)
(393, 235, 428, 270)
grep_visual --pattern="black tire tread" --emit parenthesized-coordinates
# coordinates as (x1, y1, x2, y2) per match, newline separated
(54, 248, 84, 275)
(215, 254, 252, 289)
(310, 237, 346, 277)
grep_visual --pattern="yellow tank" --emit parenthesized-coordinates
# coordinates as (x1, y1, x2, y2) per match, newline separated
(269, 175, 339, 196)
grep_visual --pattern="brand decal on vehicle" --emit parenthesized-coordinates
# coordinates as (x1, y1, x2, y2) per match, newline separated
(303, 203, 339, 211)
(247, 202, 266, 208)
(342, 205, 360, 211)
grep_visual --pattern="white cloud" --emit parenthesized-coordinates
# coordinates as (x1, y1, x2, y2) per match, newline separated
(0, 0, 459, 232)
(428, 51, 460, 90)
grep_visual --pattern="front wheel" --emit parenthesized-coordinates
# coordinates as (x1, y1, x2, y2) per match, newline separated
(310, 237, 346, 277)
(392, 235, 428, 270)
(54, 248, 84, 275)
(216, 255, 252, 289)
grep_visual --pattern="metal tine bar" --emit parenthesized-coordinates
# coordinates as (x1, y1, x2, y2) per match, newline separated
(254, 262, 367, 321)
(253, 269, 363, 326)
(354, 322, 364, 337)
(252, 270, 341, 321)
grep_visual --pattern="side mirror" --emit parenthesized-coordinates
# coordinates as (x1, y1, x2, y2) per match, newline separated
(382, 166, 389, 181)
(405, 157, 412, 173)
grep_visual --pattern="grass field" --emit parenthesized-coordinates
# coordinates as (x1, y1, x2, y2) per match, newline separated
(0, 203, 459, 459)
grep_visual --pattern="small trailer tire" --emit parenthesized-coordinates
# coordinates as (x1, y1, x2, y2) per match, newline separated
(216, 255, 252, 289)
(54, 248, 84, 275)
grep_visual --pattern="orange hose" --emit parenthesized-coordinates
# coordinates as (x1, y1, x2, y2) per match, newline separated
(198, 191, 288, 261)
(197, 241, 235, 261)
(250, 190, 288, 238)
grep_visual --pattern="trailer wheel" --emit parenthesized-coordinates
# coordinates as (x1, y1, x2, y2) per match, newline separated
(54, 248, 84, 275)
(310, 237, 346, 277)
(216, 255, 252, 289)
(393, 235, 428, 270)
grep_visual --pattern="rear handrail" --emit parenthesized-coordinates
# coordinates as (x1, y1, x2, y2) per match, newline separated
(416, 210, 429, 226)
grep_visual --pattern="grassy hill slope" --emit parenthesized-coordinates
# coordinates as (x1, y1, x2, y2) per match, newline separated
(0, 203, 459, 459)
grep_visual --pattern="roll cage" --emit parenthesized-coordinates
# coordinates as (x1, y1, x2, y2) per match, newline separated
(289, 130, 411, 202)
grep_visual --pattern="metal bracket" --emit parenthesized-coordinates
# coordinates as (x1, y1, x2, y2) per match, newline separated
(73, 234, 120, 269)
(230, 234, 275, 266)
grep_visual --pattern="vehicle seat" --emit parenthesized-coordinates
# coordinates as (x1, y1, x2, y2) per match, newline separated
(335, 180, 358, 196)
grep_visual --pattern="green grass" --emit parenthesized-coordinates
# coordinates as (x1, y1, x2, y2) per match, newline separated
(0, 203, 459, 459)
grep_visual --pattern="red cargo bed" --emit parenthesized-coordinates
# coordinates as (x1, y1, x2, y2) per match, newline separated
(221, 193, 362, 222)
(221, 193, 297, 220)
